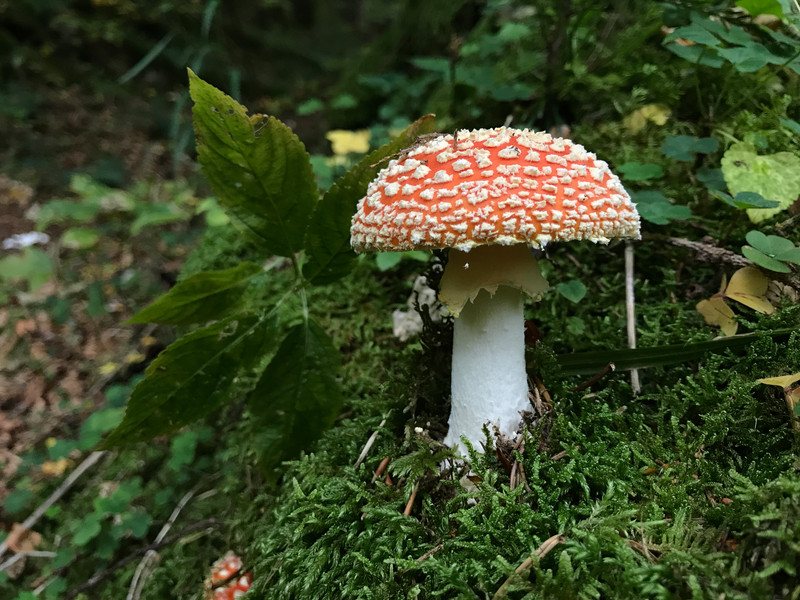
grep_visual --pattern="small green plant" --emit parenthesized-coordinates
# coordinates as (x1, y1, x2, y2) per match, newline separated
(102, 71, 436, 475)
(742, 230, 800, 273)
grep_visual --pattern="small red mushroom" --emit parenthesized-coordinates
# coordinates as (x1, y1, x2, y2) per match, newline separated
(206, 552, 252, 600)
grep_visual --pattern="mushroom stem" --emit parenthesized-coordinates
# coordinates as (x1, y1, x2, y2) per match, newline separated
(443, 286, 529, 453)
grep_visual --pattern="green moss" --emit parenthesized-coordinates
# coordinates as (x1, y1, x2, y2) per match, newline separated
(243, 320, 799, 599)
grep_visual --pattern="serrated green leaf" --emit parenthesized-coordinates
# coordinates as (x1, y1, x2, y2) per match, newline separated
(128, 262, 263, 325)
(742, 246, 791, 272)
(720, 142, 800, 222)
(302, 114, 436, 285)
(102, 313, 278, 447)
(556, 280, 587, 303)
(248, 320, 343, 475)
(189, 70, 318, 257)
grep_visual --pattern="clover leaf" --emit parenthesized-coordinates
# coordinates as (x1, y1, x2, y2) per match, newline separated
(742, 230, 800, 273)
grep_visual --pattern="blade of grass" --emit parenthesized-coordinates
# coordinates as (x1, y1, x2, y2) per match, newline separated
(555, 328, 798, 375)
(118, 33, 174, 84)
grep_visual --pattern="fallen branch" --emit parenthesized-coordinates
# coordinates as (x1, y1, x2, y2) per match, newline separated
(492, 534, 565, 599)
(645, 234, 800, 289)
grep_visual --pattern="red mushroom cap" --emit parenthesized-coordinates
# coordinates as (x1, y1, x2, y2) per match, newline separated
(350, 127, 639, 252)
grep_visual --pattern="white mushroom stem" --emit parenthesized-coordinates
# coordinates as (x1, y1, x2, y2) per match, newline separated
(443, 286, 530, 453)
(438, 244, 548, 454)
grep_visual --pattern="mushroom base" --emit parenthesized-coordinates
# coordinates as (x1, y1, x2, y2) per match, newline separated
(443, 285, 530, 453)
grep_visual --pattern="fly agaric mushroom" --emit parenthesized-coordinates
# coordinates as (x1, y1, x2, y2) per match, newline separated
(351, 127, 640, 453)
(205, 552, 252, 600)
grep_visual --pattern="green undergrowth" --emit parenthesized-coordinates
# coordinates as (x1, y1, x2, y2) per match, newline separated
(245, 329, 800, 599)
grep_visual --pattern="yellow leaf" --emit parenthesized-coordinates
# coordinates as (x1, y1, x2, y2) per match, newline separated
(623, 104, 671, 134)
(41, 458, 70, 477)
(99, 362, 118, 375)
(696, 297, 738, 336)
(45, 437, 57, 448)
(757, 372, 800, 389)
(326, 130, 371, 156)
(125, 351, 146, 364)
(724, 267, 774, 314)
(140, 335, 157, 347)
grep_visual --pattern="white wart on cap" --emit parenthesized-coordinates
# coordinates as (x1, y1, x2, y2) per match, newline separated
(351, 127, 640, 252)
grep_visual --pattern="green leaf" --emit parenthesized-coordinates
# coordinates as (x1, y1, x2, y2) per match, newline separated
(3, 489, 33, 514)
(302, 114, 436, 285)
(713, 190, 780, 210)
(736, 0, 784, 17)
(631, 190, 692, 224)
(128, 262, 263, 325)
(248, 320, 343, 474)
(130, 203, 187, 235)
(556, 280, 587, 303)
(665, 43, 726, 68)
(375, 250, 430, 271)
(61, 228, 100, 249)
(168, 430, 200, 471)
(616, 162, 664, 181)
(664, 24, 721, 47)
(297, 98, 324, 115)
(720, 142, 800, 222)
(743, 231, 800, 268)
(79, 407, 124, 450)
(696, 167, 727, 191)
(661, 135, 719, 161)
(189, 70, 318, 257)
(780, 118, 800, 135)
(102, 313, 278, 447)
(0, 248, 54, 291)
(742, 245, 791, 272)
(72, 513, 103, 546)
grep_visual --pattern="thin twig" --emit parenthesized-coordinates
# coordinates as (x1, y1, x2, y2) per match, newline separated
(126, 488, 198, 600)
(0, 451, 106, 560)
(403, 481, 420, 516)
(492, 534, 566, 599)
(396, 542, 445, 575)
(371, 456, 391, 483)
(517, 462, 532, 493)
(353, 418, 387, 469)
(65, 518, 220, 600)
(0, 551, 57, 574)
(625, 242, 641, 395)
(571, 362, 615, 393)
